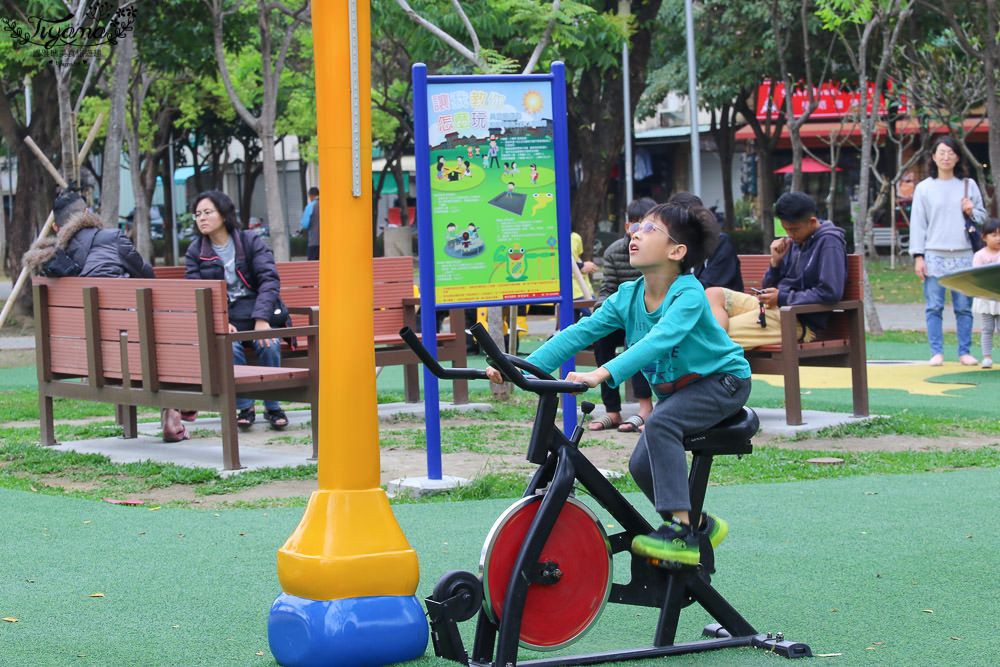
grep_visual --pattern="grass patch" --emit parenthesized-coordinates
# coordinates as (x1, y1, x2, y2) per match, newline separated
(0, 426, 317, 506)
(780, 413, 1000, 441)
(868, 260, 923, 304)
(709, 444, 1000, 484)
(0, 390, 142, 422)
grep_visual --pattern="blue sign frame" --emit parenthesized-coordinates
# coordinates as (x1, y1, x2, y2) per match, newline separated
(412, 62, 576, 480)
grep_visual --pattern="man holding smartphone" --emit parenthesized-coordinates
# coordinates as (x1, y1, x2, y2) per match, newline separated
(706, 192, 847, 349)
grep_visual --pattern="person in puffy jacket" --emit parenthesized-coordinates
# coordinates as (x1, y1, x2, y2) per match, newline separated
(184, 190, 288, 430)
(23, 191, 154, 280)
(21, 192, 185, 438)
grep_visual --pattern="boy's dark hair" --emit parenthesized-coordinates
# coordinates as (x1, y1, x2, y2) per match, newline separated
(648, 202, 719, 273)
(667, 191, 703, 209)
(774, 192, 817, 223)
(308, 186, 319, 197)
(626, 197, 658, 223)
(191, 190, 241, 237)
(928, 135, 967, 179)
(53, 191, 86, 227)
(983, 217, 1000, 236)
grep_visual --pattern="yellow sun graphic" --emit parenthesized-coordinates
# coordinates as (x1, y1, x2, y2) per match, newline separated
(522, 90, 544, 115)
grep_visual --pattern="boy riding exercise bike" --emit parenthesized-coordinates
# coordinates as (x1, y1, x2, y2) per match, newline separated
(488, 203, 749, 566)
(400, 203, 810, 665)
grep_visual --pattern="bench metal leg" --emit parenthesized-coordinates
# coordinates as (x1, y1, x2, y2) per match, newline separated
(403, 363, 421, 403)
(39, 394, 56, 446)
(309, 393, 319, 462)
(849, 309, 869, 417)
(116, 404, 138, 438)
(782, 366, 804, 426)
(220, 391, 242, 471)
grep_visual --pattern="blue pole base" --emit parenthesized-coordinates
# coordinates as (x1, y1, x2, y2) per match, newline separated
(268, 593, 429, 667)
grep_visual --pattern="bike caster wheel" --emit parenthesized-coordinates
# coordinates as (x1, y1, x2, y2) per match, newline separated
(431, 570, 483, 622)
(481, 495, 612, 651)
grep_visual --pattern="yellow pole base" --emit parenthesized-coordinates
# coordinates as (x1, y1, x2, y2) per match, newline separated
(276, 488, 419, 601)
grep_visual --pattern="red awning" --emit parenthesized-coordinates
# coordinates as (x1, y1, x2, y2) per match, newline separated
(735, 117, 989, 148)
(774, 157, 842, 173)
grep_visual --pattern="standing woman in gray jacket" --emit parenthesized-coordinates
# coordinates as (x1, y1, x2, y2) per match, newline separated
(909, 135, 988, 366)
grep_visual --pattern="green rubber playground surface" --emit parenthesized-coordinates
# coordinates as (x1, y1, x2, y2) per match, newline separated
(3, 467, 1000, 665)
(3, 332, 1000, 664)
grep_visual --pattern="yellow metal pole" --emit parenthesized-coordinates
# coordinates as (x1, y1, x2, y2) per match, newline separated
(267, 2, 426, 664)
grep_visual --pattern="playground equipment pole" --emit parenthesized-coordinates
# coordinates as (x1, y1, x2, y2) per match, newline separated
(266, 2, 428, 665)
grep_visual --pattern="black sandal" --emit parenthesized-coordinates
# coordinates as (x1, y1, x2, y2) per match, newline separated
(237, 407, 255, 429)
(265, 408, 289, 430)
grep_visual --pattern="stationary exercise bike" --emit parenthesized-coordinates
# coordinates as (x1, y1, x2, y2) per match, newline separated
(400, 323, 811, 666)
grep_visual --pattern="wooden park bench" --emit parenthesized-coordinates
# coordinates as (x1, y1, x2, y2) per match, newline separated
(156, 257, 468, 403)
(32, 276, 318, 470)
(739, 253, 869, 425)
(569, 255, 868, 425)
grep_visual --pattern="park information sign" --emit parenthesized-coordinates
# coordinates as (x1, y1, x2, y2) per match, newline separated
(415, 69, 570, 307)
(412, 63, 575, 479)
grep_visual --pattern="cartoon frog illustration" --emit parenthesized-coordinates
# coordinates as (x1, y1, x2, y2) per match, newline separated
(504, 246, 527, 281)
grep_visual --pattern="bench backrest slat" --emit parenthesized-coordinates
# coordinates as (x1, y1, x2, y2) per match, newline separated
(738, 254, 863, 342)
(33, 277, 229, 384)
(155, 257, 419, 336)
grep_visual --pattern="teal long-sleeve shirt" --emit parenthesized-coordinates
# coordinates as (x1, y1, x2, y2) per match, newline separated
(526, 274, 749, 398)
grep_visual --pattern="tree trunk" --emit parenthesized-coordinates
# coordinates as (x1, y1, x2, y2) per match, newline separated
(710, 103, 737, 231)
(161, 155, 176, 265)
(53, 68, 78, 186)
(260, 132, 289, 261)
(126, 132, 153, 261)
(487, 306, 509, 400)
(5, 147, 48, 317)
(0, 67, 60, 311)
(101, 30, 133, 229)
(101, 31, 135, 228)
(756, 145, 777, 251)
(566, 0, 661, 261)
(241, 164, 262, 228)
(984, 42, 1000, 214)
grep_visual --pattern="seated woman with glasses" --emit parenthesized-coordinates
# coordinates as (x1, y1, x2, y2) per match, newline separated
(184, 190, 289, 430)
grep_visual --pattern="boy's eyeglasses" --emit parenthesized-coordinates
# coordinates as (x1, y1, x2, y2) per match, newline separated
(627, 221, 681, 245)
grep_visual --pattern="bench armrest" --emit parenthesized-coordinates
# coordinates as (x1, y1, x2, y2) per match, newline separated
(287, 305, 319, 324)
(226, 325, 319, 343)
(778, 299, 862, 316)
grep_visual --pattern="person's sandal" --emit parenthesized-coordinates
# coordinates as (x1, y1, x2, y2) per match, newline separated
(237, 407, 255, 429)
(588, 414, 620, 431)
(265, 408, 289, 430)
(618, 415, 645, 433)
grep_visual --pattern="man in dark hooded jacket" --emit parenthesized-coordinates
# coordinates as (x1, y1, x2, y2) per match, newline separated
(706, 192, 847, 349)
(22, 191, 154, 279)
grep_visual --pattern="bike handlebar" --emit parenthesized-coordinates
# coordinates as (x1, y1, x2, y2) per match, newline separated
(467, 322, 590, 395)
(398, 324, 589, 395)
(398, 327, 488, 381)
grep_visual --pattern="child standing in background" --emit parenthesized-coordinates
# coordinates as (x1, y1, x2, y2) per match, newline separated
(973, 218, 1000, 368)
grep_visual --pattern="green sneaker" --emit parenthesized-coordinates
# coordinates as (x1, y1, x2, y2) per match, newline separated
(631, 520, 700, 567)
(701, 513, 728, 550)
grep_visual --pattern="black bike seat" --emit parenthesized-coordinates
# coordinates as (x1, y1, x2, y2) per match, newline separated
(682, 407, 758, 455)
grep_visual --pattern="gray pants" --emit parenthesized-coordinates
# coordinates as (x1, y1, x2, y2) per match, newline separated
(629, 374, 751, 515)
(982, 313, 998, 358)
